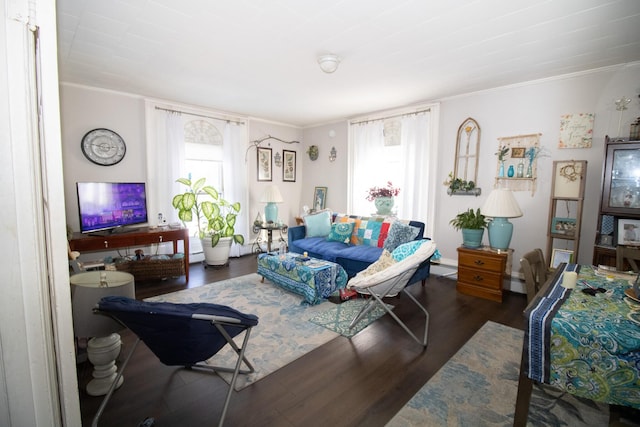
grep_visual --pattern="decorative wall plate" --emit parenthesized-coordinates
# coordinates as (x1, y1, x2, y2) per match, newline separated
(81, 128, 126, 166)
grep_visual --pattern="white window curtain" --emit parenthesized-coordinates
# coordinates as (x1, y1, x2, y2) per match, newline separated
(350, 121, 385, 215)
(399, 112, 431, 221)
(349, 109, 433, 224)
(145, 105, 185, 226)
(222, 121, 249, 257)
(145, 101, 249, 258)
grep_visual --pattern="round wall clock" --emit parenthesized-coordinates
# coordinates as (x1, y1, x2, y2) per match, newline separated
(81, 128, 126, 166)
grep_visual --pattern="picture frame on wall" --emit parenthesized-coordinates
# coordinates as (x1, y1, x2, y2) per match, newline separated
(550, 248, 574, 269)
(257, 147, 272, 181)
(511, 147, 525, 158)
(283, 150, 296, 182)
(617, 218, 640, 246)
(551, 217, 577, 236)
(313, 187, 327, 211)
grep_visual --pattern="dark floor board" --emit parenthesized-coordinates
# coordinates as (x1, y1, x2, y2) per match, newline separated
(79, 254, 527, 426)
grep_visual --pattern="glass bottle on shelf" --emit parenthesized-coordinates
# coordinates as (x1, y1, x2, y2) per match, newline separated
(507, 165, 515, 177)
(516, 162, 524, 178)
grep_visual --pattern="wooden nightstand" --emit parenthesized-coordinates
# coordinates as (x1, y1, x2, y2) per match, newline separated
(457, 246, 512, 302)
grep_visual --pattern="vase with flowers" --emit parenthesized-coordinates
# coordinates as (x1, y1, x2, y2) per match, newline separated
(366, 181, 400, 215)
(496, 145, 509, 177)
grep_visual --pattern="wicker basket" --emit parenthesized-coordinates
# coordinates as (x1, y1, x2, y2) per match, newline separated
(115, 255, 185, 281)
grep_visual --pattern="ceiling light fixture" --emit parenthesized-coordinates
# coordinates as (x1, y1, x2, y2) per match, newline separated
(318, 54, 341, 73)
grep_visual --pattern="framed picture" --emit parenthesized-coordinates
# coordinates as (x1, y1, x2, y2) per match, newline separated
(618, 218, 640, 245)
(511, 147, 525, 158)
(257, 147, 272, 181)
(550, 248, 574, 269)
(313, 187, 327, 211)
(283, 150, 296, 182)
(551, 217, 577, 235)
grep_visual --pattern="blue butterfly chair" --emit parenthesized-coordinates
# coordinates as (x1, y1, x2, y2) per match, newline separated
(92, 296, 259, 427)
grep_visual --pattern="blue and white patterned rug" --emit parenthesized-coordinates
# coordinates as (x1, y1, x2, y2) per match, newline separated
(387, 321, 610, 426)
(146, 273, 340, 390)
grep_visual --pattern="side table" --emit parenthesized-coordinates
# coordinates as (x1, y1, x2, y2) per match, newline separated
(252, 223, 289, 253)
(70, 271, 135, 396)
(456, 246, 512, 302)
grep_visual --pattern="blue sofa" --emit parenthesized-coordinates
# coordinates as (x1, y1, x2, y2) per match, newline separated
(288, 213, 432, 286)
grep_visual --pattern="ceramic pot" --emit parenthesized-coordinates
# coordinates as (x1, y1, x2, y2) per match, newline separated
(201, 236, 233, 266)
(374, 197, 394, 215)
(461, 228, 484, 248)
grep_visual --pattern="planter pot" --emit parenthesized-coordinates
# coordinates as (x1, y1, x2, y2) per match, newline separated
(461, 228, 484, 248)
(201, 236, 233, 266)
(374, 197, 394, 215)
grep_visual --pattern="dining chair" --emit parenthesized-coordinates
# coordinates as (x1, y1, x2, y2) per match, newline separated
(520, 248, 550, 303)
(616, 245, 640, 272)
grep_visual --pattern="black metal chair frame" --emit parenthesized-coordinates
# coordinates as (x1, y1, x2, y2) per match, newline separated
(91, 297, 258, 427)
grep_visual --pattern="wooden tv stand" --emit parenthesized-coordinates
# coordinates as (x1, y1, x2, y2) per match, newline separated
(69, 226, 190, 283)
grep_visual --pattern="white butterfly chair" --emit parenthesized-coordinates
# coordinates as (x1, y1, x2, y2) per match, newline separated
(347, 240, 437, 348)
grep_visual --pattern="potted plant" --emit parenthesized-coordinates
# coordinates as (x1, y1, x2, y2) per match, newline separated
(449, 208, 487, 248)
(172, 177, 244, 266)
(366, 181, 401, 215)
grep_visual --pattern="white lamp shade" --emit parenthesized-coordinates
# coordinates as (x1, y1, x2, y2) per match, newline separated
(71, 271, 135, 338)
(481, 189, 523, 218)
(260, 185, 283, 203)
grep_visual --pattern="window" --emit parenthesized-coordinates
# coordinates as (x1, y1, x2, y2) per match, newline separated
(349, 108, 435, 227)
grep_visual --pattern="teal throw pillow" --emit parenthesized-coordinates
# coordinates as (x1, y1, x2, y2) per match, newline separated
(392, 239, 428, 262)
(326, 222, 355, 244)
(383, 221, 420, 252)
(303, 209, 332, 237)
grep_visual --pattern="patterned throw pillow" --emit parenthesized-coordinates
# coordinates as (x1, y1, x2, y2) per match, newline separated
(326, 222, 355, 244)
(392, 239, 428, 262)
(383, 221, 420, 252)
(358, 249, 397, 277)
(303, 209, 332, 237)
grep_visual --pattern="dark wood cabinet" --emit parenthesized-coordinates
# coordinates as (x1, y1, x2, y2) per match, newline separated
(69, 227, 190, 282)
(594, 136, 640, 267)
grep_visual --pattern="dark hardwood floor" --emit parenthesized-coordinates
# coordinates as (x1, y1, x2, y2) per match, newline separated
(78, 255, 528, 426)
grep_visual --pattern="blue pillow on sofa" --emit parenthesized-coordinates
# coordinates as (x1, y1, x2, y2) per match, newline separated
(327, 222, 355, 244)
(303, 209, 332, 237)
(392, 239, 428, 261)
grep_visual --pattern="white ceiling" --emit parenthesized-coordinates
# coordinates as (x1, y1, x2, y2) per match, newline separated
(56, 0, 640, 127)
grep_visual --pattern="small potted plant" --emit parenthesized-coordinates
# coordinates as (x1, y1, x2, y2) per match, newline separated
(449, 208, 487, 248)
(172, 177, 244, 266)
(366, 181, 401, 215)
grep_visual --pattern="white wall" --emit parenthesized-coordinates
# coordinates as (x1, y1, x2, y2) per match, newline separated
(301, 63, 640, 292)
(59, 85, 305, 258)
(60, 84, 146, 232)
(301, 122, 349, 213)
(60, 62, 640, 292)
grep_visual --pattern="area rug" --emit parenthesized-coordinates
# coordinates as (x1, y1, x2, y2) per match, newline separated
(308, 298, 392, 338)
(146, 273, 340, 390)
(386, 321, 609, 427)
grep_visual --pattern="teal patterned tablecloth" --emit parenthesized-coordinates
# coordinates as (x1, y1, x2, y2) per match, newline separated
(257, 252, 348, 305)
(525, 264, 640, 409)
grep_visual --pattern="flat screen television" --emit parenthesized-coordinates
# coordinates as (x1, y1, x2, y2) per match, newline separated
(77, 182, 148, 234)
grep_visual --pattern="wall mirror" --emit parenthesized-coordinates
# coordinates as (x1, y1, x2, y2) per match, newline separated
(451, 117, 481, 195)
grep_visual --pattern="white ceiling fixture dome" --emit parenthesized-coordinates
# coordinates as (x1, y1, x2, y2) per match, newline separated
(317, 54, 341, 74)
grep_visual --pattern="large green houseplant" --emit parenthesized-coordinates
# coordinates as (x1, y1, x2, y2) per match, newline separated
(450, 208, 487, 248)
(172, 177, 244, 265)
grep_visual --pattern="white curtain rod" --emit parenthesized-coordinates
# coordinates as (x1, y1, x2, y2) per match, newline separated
(349, 108, 431, 125)
(154, 106, 246, 125)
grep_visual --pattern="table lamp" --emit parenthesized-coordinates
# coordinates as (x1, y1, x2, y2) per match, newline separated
(71, 271, 135, 396)
(261, 185, 283, 223)
(481, 189, 523, 250)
